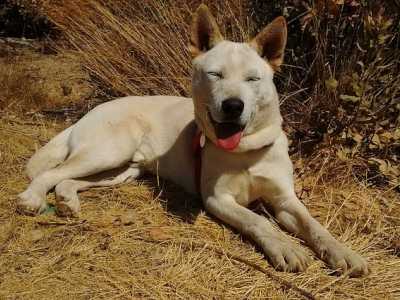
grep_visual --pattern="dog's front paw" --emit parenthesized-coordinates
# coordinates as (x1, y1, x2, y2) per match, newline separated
(17, 189, 47, 216)
(321, 241, 369, 277)
(261, 236, 312, 272)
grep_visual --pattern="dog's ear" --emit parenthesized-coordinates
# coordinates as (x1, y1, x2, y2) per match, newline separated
(189, 4, 223, 57)
(249, 16, 287, 71)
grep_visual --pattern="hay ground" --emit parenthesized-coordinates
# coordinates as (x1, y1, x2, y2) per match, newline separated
(0, 116, 399, 299)
(0, 1, 399, 298)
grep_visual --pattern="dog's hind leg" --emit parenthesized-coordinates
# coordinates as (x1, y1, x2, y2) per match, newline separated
(55, 165, 143, 217)
(26, 126, 73, 180)
(17, 144, 137, 215)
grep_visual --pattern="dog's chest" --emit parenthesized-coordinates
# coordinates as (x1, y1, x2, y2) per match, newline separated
(202, 144, 274, 206)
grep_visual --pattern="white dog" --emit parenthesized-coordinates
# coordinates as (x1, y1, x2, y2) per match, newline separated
(17, 5, 368, 276)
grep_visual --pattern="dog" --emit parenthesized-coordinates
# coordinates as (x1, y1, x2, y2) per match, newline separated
(17, 4, 368, 276)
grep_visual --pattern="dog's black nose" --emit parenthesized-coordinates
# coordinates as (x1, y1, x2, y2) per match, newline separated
(221, 98, 244, 119)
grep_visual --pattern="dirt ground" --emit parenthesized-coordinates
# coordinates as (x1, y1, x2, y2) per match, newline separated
(0, 42, 399, 300)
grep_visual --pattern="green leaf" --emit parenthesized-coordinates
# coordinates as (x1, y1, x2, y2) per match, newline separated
(339, 94, 360, 103)
(325, 78, 338, 90)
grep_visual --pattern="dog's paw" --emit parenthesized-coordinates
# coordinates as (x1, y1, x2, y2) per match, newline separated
(55, 201, 79, 218)
(55, 194, 80, 218)
(261, 236, 312, 272)
(17, 189, 47, 216)
(55, 181, 80, 217)
(321, 241, 369, 277)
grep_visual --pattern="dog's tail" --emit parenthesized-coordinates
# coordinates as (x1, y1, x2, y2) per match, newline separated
(26, 126, 73, 179)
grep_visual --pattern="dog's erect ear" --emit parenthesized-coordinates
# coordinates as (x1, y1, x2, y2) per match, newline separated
(189, 4, 223, 57)
(249, 16, 287, 71)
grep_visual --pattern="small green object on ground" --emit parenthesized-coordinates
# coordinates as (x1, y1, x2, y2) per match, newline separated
(42, 204, 56, 215)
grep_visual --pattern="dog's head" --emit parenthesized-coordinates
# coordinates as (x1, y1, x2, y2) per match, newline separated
(190, 4, 287, 151)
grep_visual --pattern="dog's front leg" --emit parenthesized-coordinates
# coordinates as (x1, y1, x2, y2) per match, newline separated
(263, 177, 369, 277)
(204, 194, 311, 272)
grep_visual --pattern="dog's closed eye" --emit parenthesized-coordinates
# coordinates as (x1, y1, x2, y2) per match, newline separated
(207, 71, 223, 79)
(246, 76, 260, 82)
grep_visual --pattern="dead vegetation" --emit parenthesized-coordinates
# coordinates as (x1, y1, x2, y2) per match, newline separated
(0, 44, 94, 114)
(42, 0, 251, 97)
(0, 0, 399, 299)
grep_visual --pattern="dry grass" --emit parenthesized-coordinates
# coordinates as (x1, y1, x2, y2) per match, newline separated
(0, 43, 94, 114)
(41, 0, 251, 97)
(250, 0, 400, 170)
(0, 117, 399, 299)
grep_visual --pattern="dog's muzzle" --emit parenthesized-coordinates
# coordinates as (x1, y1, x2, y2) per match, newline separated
(221, 97, 244, 121)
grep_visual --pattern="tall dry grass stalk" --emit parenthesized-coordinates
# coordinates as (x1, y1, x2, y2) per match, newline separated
(43, 0, 251, 97)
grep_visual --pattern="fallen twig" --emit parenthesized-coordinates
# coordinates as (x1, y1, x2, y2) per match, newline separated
(0, 37, 41, 49)
(36, 219, 87, 226)
(1, 118, 43, 127)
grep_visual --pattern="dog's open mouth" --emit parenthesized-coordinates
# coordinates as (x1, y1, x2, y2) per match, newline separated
(213, 121, 244, 151)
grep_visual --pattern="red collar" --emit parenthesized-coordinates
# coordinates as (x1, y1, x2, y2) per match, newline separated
(192, 130, 205, 194)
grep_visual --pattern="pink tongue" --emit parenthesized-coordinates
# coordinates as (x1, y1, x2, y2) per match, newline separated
(217, 131, 242, 151)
